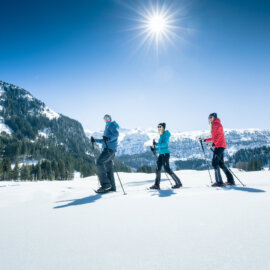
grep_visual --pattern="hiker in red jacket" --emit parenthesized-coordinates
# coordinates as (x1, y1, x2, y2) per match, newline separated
(204, 113, 235, 187)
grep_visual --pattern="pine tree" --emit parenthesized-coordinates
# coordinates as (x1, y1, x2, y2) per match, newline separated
(51, 160, 59, 180)
(58, 160, 66, 180)
(0, 162, 3, 180)
(37, 162, 42, 180)
(66, 160, 74, 180)
(20, 165, 31, 180)
(137, 165, 155, 173)
(12, 161, 19, 180)
(30, 165, 36, 181)
(247, 158, 262, 171)
(2, 158, 11, 180)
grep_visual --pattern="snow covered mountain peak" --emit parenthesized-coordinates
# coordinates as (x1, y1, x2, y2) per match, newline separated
(85, 127, 270, 162)
(0, 81, 60, 121)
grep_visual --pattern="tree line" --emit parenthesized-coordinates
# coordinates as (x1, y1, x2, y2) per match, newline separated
(0, 158, 87, 181)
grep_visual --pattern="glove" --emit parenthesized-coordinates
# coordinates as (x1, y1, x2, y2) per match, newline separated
(150, 146, 155, 152)
(198, 137, 206, 142)
(103, 136, 109, 142)
(153, 139, 157, 146)
(91, 136, 95, 143)
(206, 143, 215, 149)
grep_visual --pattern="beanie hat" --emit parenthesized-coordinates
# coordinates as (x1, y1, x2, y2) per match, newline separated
(158, 123, 166, 129)
(209, 113, 217, 119)
(104, 114, 112, 121)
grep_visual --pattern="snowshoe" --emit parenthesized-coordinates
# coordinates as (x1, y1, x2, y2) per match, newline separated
(211, 182, 224, 187)
(95, 186, 112, 194)
(149, 184, 160, 190)
(172, 184, 182, 189)
(225, 181, 235, 186)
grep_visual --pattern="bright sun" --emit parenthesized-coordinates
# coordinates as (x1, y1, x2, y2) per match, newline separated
(148, 14, 167, 34)
(131, 2, 182, 54)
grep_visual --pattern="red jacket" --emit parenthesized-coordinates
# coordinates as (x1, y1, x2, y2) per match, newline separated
(205, 118, 227, 148)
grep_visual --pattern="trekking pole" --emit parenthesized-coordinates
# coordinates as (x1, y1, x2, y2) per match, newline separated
(104, 139, 127, 195)
(112, 161, 127, 195)
(150, 144, 173, 187)
(210, 147, 246, 187)
(199, 139, 213, 184)
(91, 140, 97, 164)
(91, 139, 104, 191)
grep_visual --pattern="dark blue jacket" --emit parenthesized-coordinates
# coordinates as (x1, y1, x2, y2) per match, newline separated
(95, 121, 119, 151)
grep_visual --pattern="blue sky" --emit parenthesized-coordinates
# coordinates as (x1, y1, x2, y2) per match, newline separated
(0, 0, 269, 132)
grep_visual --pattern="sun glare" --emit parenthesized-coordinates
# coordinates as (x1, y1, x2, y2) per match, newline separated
(129, 2, 184, 54)
(148, 14, 167, 34)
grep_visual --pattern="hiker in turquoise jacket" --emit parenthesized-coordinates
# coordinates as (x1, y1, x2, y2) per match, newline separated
(156, 129, 171, 154)
(149, 123, 182, 189)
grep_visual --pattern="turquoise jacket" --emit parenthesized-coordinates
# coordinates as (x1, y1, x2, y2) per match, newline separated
(156, 130, 171, 154)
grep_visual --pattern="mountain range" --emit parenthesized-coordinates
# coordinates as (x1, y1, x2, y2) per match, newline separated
(85, 128, 270, 170)
(1, 80, 269, 177)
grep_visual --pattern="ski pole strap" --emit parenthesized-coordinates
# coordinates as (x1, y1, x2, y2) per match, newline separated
(200, 139, 206, 154)
(150, 146, 158, 158)
(104, 139, 109, 149)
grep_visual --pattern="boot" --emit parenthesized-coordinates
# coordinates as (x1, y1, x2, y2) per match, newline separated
(106, 172, 116, 191)
(170, 172, 182, 187)
(155, 170, 161, 187)
(95, 186, 112, 194)
(225, 181, 235, 186)
(172, 184, 182, 189)
(214, 167, 224, 186)
(211, 182, 224, 187)
(222, 167, 235, 185)
(149, 184, 160, 190)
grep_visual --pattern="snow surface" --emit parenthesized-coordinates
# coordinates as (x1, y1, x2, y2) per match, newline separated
(0, 170, 270, 270)
(11, 160, 39, 169)
(0, 121, 12, 135)
(41, 106, 60, 120)
(24, 93, 34, 101)
(0, 84, 4, 95)
(38, 128, 50, 139)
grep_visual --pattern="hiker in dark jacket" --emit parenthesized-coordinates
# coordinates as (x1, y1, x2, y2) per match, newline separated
(91, 114, 119, 193)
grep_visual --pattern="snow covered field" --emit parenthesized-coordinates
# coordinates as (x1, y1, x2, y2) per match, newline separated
(0, 170, 270, 270)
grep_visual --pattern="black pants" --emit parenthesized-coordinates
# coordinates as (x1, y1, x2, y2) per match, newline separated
(212, 148, 234, 183)
(155, 153, 181, 186)
(96, 148, 116, 190)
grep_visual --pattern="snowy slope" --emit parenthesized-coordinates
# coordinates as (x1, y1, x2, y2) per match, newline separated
(0, 81, 60, 137)
(0, 81, 92, 159)
(0, 84, 13, 134)
(85, 128, 270, 160)
(0, 170, 270, 270)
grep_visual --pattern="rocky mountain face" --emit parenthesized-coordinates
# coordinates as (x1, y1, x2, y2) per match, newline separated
(0, 81, 130, 180)
(0, 81, 90, 153)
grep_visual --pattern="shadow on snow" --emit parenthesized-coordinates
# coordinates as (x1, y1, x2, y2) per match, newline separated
(54, 194, 102, 209)
(53, 184, 266, 209)
(149, 189, 176, 198)
(127, 178, 172, 187)
(126, 179, 154, 186)
(222, 186, 266, 193)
